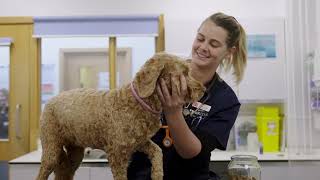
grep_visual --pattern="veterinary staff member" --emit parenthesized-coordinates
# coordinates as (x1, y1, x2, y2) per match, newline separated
(128, 12, 247, 180)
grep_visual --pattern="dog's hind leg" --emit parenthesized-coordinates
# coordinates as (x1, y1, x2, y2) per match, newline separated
(53, 145, 84, 180)
(139, 140, 163, 180)
(66, 145, 84, 173)
(53, 149, 72, 180)
(36, 141, 65, 180)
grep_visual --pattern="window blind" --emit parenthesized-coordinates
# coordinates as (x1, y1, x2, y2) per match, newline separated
(33, 15, 160, 37)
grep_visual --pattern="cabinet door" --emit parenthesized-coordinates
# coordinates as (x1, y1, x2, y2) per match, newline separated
(0, 17, 37, 161)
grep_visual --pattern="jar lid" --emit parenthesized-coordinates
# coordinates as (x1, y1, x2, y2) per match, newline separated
(231, 155, 258, 161)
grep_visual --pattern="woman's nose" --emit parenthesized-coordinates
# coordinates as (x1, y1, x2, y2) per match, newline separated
(199, 42, 209, 52)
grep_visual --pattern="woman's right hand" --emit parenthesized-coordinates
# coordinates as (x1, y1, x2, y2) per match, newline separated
(156, 74, 187, 116)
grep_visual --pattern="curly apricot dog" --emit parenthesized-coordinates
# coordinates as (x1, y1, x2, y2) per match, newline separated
(36, 52, 205, 180)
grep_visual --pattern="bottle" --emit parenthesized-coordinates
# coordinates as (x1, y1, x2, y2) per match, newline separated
(228, 155, 261, 180)
(247, 132, 260, 152)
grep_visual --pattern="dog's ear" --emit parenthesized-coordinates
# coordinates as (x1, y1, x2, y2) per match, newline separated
(133, 56, 165, 98)
(171, 75, 181, 95)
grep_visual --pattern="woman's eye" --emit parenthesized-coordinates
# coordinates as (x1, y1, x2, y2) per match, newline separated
(197, 38, 204, 42)
(210, 43, 219, 48)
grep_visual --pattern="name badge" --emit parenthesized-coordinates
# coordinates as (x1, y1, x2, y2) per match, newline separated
(192, 102, 211, 112)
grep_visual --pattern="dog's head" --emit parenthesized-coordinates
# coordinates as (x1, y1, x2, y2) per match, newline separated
(133, 52, 205, 103)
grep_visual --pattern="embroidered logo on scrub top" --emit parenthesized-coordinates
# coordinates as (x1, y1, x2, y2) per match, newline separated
(183, 102, 211, 117)
(192, 102, 211, 112)
(183, 102, 211, 131)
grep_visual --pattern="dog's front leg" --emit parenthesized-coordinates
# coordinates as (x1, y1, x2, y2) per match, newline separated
(107, 147, 132, 180)
(139, 140, 163, 180)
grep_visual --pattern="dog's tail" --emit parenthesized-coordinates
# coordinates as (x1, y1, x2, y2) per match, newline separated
(39, 102, 62, 151)
(40, 103, 55, 132)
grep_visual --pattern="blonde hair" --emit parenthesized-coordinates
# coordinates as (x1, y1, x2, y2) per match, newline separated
(205, 12, 247, 84)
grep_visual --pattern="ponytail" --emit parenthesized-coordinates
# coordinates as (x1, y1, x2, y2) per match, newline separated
(231, 25, 247, 84)
(208, 12, 247, 85)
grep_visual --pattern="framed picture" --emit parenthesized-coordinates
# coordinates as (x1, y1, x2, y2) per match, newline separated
(247, 34, 276, 58)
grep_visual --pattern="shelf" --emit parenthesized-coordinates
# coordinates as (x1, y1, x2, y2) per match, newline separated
(211, 149, 320, 161)
(11, 150, 289, 164)
(239, 99, 285, 104)
(10, 149, 320, 165)
(210, 150, 288, 161)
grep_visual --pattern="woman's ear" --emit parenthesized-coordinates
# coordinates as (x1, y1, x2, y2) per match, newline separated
(226, 46, 237, 59)
(133, 57, 165, 98)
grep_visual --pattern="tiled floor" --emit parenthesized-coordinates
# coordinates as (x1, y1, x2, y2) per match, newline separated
(0, 161, 8, 180)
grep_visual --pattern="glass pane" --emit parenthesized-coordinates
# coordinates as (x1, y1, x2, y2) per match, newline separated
(0, 46, 10, 140)
(117, 36, 155, 78)
(41, 37, 109, 108)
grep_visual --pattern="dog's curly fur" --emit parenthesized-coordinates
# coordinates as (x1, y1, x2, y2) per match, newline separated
(36, 52, 205, 180)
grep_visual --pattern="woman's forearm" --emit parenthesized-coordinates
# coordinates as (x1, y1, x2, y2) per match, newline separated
(165, 110, 202, 159)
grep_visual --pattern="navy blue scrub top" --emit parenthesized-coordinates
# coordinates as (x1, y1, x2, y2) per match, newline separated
(128, 73, 241, 180)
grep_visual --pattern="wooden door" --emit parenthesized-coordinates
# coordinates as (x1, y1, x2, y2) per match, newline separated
(0, 17, 38, 160)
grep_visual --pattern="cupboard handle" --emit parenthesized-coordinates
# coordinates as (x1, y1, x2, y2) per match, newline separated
(15, 104, 22, 139)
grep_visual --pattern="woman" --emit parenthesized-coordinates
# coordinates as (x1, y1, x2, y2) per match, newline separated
(128, 12, 247, 180)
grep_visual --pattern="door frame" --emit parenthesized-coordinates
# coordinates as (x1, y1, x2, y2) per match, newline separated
(59, 47, 132, 92)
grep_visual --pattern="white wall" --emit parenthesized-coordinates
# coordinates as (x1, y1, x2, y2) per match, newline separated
(0, 0, 286, 55)
(0, 0, 287, 17)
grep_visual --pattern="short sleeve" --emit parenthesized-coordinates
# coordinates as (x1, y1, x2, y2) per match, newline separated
(194, 83, 241, 152)
(199, 103, 240, 151)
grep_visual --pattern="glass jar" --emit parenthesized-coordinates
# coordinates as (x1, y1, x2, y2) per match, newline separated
(228, 155, 261, 180)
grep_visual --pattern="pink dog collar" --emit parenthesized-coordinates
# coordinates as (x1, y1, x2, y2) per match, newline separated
(130, 83, 161, 115)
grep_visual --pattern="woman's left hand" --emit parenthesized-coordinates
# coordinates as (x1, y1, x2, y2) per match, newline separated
(156, 74, 188, 116)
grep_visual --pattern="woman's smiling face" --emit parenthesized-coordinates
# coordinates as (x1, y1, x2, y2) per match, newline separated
(191, 20, 231, 70)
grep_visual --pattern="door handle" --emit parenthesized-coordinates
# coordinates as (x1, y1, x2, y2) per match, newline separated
(15, 104, 22, 139)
